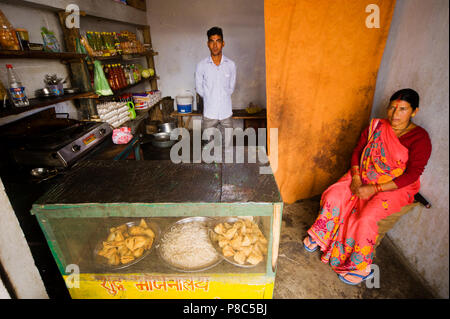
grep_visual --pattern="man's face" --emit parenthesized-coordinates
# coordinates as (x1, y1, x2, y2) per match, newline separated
(207, 34, 224, 56)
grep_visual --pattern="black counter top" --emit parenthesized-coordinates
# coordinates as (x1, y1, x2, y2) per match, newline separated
(35, 160, 282, 205)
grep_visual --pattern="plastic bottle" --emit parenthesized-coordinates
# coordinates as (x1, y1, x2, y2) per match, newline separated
(131, 64, 138, 83)
(6, 64, 29, 107)
(119, 64, 127, 87)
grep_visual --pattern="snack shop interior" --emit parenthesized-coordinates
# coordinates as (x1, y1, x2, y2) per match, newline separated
(0, 0, 448, 300)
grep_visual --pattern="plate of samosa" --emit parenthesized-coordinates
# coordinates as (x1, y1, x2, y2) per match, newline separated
(94, 218, 160, 270)
(209, 217, 268, 268)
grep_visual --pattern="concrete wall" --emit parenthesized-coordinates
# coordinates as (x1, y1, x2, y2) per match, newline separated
(146, 0, 266, 111)
(371, 0, 449, 298)
(0, 178, 48, 298)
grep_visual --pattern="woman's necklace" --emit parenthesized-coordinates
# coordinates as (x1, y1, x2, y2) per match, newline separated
(393, 121, 412, 137)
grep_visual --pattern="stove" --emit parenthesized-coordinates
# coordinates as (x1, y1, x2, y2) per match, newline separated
(5, 119, 113, 168)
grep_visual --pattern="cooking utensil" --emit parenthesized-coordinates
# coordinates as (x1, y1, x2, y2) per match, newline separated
(151, 132, 176, 148)
(152, 132, 170, 141)
(35, 88, 52, 97)
(64, 87, 79, 94)
(158, 122, 176, 133)
(156, 217, 223, 272)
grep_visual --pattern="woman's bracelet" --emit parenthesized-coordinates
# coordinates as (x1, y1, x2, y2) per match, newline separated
(351, 167, 360, 177)
(374, 184, 383, 193)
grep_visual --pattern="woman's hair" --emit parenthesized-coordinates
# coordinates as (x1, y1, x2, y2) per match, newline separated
(389, 88, 420, 110)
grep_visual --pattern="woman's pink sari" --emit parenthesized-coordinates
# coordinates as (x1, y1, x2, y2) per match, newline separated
(307, 119, 420, 274)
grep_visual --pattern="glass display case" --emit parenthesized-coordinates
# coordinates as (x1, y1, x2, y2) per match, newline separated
(31, 160, 283, 299)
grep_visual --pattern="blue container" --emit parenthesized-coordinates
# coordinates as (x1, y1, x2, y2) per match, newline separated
(176, 95, 193, 114)
(177, 103, 192, 113)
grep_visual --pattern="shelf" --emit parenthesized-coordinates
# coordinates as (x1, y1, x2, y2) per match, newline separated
(0, 50, 87, 61)
(93, 76, 159, 99)
(0, 92, 97, 118)
(92, 50, 158, 62)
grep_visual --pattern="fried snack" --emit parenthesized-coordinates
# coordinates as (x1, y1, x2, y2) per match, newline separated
(120, 252, 135, 264)
(97, 220, 155, 265)
(129, 226, 146, 236)
(247, 252, 263, 265)
(233, 251, 246, 264)
(223, 227, 238, 240)
(133, 247, 144, 258)
(222, 245, 235, 257)
(108, 252, 120, 266)
(213, 219, 268, 265)
(218, 238, 229, 248)
(139, 218, 148, 229)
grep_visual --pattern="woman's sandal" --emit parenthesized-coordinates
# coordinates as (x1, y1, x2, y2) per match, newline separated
(338, 269, 375, 286)
(303, 236, 318, 252)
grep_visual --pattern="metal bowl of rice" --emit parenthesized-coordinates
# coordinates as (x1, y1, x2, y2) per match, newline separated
(157, 217, 223, 272)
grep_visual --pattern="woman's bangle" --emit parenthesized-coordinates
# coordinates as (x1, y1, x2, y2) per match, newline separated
(351, 167, 360, 177)
(375, 184, 383, 193)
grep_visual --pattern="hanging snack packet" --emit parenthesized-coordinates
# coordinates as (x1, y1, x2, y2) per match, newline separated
(41, 27, 61, 52)
(93, 60, 113, 96)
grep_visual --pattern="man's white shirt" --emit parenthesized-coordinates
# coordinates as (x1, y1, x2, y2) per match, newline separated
(195, 55, 236, 120)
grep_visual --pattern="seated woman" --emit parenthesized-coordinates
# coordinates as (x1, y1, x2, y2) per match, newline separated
(303, 88, 432, 285)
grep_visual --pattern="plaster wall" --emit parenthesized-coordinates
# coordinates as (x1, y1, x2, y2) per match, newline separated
(146, 0, 266, 111)
(371, 0, 449, 298)
(0, 177, 48, 298)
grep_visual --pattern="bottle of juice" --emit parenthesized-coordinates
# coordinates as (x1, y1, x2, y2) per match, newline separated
(117, 64, 126, 89)
(119, 64, 127, 88)
(6, 64, 29, 107)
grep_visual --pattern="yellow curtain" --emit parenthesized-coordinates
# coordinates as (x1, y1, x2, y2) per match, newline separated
(265, 0, 396, 203)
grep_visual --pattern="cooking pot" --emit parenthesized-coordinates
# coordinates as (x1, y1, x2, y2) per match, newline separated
(151, 132, 176, 148)
(158, 122, 176, 133)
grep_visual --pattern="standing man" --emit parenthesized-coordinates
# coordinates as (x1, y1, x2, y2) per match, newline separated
(195, 26, 236, 147)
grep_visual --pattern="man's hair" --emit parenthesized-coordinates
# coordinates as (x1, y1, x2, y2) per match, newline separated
(207, 27, 223, 40)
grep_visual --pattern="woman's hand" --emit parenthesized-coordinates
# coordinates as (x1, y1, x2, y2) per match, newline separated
(350, 175, 362, 195)
(356, 185, 377, 200)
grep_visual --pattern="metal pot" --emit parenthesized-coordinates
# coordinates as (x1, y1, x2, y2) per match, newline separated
(153, 132, 170, 141)
(151, 132, 176, 148)
(158, 122, 176, 133)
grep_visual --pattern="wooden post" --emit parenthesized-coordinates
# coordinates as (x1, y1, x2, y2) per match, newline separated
(138, 25, 158, 91)
(271, 203, 281, 272)
(57, 11, 97, 118)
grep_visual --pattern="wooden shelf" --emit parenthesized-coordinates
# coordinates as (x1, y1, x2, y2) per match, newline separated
(92, 50, 158, 62)
(94, 76, 158, 99)
(0, 50, 87, 61)
(0, 92, 97, 118)
(170, 109, 267, 119)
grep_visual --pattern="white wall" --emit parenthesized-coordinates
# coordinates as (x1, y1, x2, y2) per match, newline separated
(371, 0, 449, 298)
(146, 0, 266, 110)
(0, 178, 48, 298)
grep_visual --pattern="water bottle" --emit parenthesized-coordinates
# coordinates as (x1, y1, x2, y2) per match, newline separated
(6, 64, 29, 107)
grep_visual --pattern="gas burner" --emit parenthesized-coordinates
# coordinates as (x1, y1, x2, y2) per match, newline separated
(7, 119, 112, 168)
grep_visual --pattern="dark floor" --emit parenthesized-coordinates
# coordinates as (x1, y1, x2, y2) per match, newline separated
(273, 197, 435, 299)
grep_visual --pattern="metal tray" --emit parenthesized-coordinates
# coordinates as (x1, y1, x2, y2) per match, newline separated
(157, 217, 223, 272)
(209, 217, 266, 268)
(93, 219, 160, 271)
